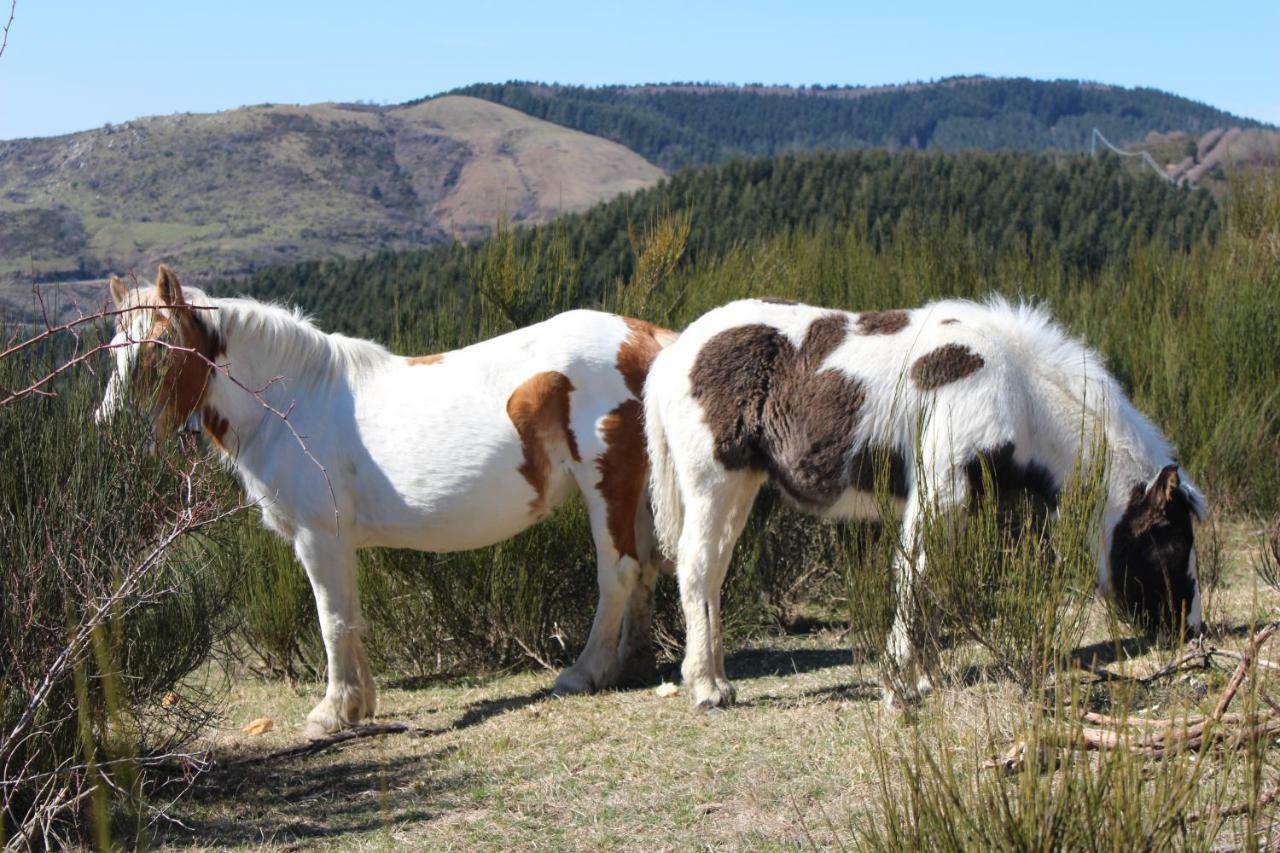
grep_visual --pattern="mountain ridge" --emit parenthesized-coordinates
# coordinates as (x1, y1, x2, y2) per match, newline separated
(0, 76, 1268, 310)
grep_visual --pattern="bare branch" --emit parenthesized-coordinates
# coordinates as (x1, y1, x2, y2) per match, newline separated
(1, 301, 339, 527)
(0, 0, 15, 61)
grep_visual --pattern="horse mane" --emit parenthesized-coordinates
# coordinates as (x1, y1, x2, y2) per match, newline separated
(968, 295, 1193, 503)
(188, 287, 393, 385)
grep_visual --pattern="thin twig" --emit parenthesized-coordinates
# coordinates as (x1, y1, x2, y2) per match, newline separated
(0, 0, 15, 61)
(510, 634, 558, 674)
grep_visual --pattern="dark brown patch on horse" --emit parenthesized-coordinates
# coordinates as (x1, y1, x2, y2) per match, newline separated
(507, 371, 582, 515)
(847, 447, 910, 498)
(596, 399, 647, 560)
(758, 296, 798, 305)
(910, 343, 985, 390)
(855, 310, 909, 335)
(692, 314, 897, 510)
(616, 317, 676, 399)
(202, 405, 231, 451)
(963, 443, 1059, 511)
(690, 324, 791, 471)
(1109, 466, 1198, 636)
(407, 352, 445, 366)
(940, 318, 959, 325)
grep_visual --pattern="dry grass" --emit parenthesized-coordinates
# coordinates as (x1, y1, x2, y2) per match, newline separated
(149, 520, 1280, 850)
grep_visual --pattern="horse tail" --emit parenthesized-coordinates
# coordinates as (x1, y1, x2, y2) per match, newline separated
(644, 368, 683, 561)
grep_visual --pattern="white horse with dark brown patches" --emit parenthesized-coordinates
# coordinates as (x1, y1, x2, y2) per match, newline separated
(97, 266, 675, 736)
(644, 296, 1205, 709)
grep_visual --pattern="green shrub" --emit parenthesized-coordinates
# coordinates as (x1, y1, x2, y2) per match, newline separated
(0, 339, 243, 844)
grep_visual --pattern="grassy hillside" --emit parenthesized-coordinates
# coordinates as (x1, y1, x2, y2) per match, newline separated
(228, 149, 1220, 341)
(0, 96, 663, 281)
(448, 77, 1265, 170)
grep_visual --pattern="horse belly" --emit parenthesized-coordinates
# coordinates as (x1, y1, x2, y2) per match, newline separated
(821, 487, 889, 520)
(354, 436, 567, 552)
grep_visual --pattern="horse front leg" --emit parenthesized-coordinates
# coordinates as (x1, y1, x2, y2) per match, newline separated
(294, 529, 376, 738)
(883, 495, 932, 708)
(883, 453, 972, 707)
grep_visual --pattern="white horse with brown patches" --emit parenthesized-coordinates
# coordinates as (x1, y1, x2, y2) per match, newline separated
(96, 266, 675, 736)
(644, 296, 1206, 709)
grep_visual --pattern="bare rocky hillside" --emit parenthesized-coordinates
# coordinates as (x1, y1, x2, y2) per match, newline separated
(0, 96, 664, 285)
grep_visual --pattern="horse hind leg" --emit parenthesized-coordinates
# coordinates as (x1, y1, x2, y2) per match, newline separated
(553, 491, 639, 695)
(677, 471, 763, 710)
(616, 505, 663, 686)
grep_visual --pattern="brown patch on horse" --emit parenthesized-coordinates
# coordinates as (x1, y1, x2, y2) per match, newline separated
(596, 399, 647, 560)
(940, 318, 959, 325)
(407, 353, 445, 366)
(855, 310, 909, 335)
(131, 277, 224, 436)
(910, 343, 985, 390)
(691, 314, 877, 509)
(202, 405, 231, 451)
(616, 317, 676, 399)
(507, 371, 582, 515)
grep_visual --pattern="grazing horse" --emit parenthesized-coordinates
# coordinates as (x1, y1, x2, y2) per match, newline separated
(96, 266, 675, 736)
(644, 296, 1206, 709)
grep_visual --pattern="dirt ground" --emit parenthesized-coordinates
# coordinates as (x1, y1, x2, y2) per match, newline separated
(157, 520, 1280, 850)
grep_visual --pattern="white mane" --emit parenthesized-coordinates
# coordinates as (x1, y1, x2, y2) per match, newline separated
(971, 295, 1200, 509)
(188, 287, 393, 386)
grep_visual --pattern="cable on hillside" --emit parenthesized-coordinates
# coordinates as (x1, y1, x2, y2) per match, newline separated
(1091, 127, 1175, 184)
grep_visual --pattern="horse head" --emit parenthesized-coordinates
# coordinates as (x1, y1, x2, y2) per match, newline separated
(1109, 464, 1206, 641)
(95, 265, 222, 441)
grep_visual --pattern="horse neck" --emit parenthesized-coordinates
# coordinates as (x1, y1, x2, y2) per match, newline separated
(199, 299, 367, 457)
(1024, 362, 1171, 519)
(1078, 387, 1172, 519)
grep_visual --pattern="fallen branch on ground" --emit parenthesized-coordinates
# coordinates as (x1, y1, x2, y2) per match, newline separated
(986, 625, 1280, 774)
(229, 722, 433, 766)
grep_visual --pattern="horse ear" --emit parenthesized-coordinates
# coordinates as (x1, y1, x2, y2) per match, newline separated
(109, 275, 129, 308)
(155, 265, 185, 308)
(1147, 464, 1181, 512)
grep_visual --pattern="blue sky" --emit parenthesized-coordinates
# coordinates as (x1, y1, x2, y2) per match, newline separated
(1, 0, 1276, 140)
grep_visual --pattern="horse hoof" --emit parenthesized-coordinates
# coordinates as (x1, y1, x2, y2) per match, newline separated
(303, 717, 338, 740)
(688, 681, 736, 711)
(552, 668, 598, 696)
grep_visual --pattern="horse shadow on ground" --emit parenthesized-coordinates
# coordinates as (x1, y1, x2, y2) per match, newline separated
(722, 646, 855, 682)
(158, 744, 469, 847)
(157, 688, 553, 847)
(717, 646, 881, 707)
(1070, 635, 1156, 670)
(160, 645, 874, 844)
